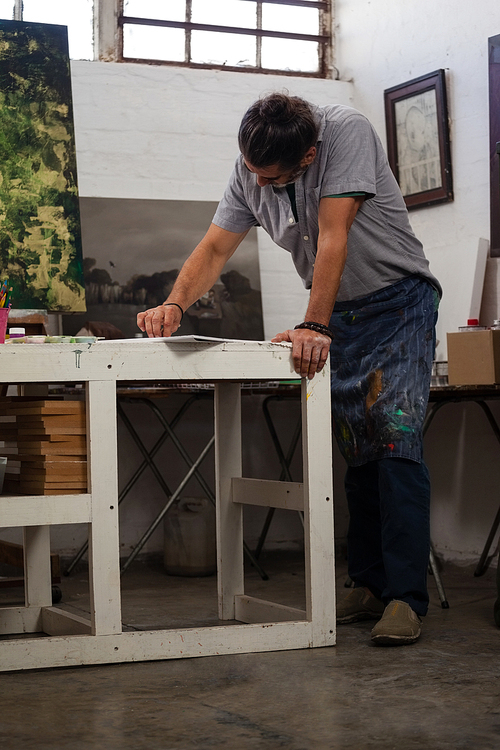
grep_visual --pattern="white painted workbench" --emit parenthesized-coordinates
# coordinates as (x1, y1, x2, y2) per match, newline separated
(0, 339, 335, 671)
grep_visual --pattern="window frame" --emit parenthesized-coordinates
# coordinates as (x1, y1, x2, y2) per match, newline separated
(116, 0, 333, 79)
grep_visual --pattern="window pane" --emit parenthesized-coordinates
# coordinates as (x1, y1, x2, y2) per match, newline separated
(192, 0, 256, 28)
(262, 5, 318, 35)
(261, 37, 318, 73)
(0, 1, 14, 20)
(123, 24, 185, 62)
(124, 0, 185, 23)
(22, 0, 93, 60)
(191, 30, 255, 67)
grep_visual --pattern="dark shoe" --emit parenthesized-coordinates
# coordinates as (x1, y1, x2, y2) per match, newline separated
(337, 587, 385, 624)
(371, 600, 422, 645)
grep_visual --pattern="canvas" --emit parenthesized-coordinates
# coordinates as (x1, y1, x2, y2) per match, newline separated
(0, 20, 85, 311)
(62, 197, 264, 341)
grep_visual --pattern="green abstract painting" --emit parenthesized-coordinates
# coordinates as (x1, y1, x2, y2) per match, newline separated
(0, 20, 85, 311)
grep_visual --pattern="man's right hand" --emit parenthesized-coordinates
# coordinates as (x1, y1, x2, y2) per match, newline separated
(137, 304, 182, 338)
(272, 327, 331, 379)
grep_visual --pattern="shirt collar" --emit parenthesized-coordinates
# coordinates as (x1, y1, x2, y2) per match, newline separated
(312, 105, 327, 143)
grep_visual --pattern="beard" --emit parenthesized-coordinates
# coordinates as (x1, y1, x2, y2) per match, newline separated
(271, 164, 309, 187)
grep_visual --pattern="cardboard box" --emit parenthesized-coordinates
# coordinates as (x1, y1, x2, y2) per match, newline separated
(447, 330, 500, 385)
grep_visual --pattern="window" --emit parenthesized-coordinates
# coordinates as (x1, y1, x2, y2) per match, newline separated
(0, 0, 94, 60)
(0, 1, 333, 76)
(120, 0, 332, 78)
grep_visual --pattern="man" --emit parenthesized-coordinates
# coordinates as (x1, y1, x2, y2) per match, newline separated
(138, 93, 441, 646)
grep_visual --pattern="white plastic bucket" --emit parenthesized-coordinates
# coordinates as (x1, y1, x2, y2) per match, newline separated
(164, 497, 216, 576)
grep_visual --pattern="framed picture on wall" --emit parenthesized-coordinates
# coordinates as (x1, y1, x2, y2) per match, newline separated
(384, 69, 453, 210)
(488, 33, 500, 256)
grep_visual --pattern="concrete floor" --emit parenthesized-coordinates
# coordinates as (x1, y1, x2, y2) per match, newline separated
(1, 551, 499, 750)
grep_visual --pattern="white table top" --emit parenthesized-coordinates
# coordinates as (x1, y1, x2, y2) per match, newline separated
(0, 338, 301, 384)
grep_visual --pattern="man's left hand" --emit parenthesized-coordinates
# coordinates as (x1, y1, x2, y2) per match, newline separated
(271, 328, 331, 379)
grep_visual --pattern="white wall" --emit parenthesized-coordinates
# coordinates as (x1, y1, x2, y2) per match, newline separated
(336, 0, 498, 359)
(335, 1, 500, 563)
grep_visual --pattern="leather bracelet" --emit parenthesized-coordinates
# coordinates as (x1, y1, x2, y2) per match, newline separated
(294, 321, 334, 340)
(163, 302, 184, 321)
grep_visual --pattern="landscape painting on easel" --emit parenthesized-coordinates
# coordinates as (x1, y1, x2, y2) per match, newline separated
(0, 20, 85, 311)
(62, 198, 264, 341)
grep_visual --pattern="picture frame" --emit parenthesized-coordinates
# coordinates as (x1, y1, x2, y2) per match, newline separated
(384, 69, 453, 210)
(488, 34, 500, 256)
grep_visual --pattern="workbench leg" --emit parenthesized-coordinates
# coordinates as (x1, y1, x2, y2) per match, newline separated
(215, 382, 244, 620)
(301, 374, 336, 646)
(23, 526, 52, 607)
(87, 380, 122, 636)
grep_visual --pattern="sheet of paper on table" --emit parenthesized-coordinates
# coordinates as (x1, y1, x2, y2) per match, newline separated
(102, 335, 291, 346)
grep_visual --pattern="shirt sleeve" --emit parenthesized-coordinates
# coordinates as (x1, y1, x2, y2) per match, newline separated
(325, 192, 367, 198)
(212, 159, 260, 233)
(320, 112, 379, 198)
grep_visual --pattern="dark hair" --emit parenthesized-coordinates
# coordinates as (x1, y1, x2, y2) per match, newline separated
(238, 93, 318, 170)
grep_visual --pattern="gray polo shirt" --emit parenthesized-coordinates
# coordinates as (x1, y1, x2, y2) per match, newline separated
(213, 104, 441, 302)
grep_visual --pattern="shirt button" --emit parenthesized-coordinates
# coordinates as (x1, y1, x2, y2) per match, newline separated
(303, 235, 309, 241)
(288, 217, 294, 224)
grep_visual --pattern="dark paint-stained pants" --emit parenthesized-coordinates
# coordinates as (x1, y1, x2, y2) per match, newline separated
(345, 458, 431, 616)
(329, 276, 439, 617)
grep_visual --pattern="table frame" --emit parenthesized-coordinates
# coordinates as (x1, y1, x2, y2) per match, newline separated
(0, 340, 335, 672)
(427, 385, 500, 577)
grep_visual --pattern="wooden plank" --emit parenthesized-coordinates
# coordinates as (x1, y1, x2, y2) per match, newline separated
(214, 382, 244, 621)
(23, 526, 52, 608)
(16, 385, 49, 398)
(0, 494, 92, 526)
(0, 340, 300, 384)
(20, 464, 87, 479)
(50, 551, 61, 579)
(231, 477, 304, 511)
(2, 478, 21, 494)
(0, 539, 24, 568)
(0, 428, 18, 441)
(235, 595, 306, 623)
(0, 620, 313, 672)
(17, 454, 87, 463)
(7, 401, 85, 415)
(301, 372, 336, 647)
(17, 435, 86, 443)
(13, 442, 87, 455)
(0, 539, 60, 579)
(20, 480, 88, 490)
(41, 607, 92, 636)
(469, 237, 489, 321)
(86, 380, 122, 636)
(0, 606, 42, 635)
(17, 414, 85, 426)
(18, 427, 86, 436)
(18, 488, 87, 495)
(0, 447, 20, 455)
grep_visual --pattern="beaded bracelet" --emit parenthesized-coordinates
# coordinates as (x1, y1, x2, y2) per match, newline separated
(163, 302, 184, 321)
(294, 321, 334, 340)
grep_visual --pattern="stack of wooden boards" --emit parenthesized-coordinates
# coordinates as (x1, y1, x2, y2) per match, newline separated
(0, 398, 87, 495)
